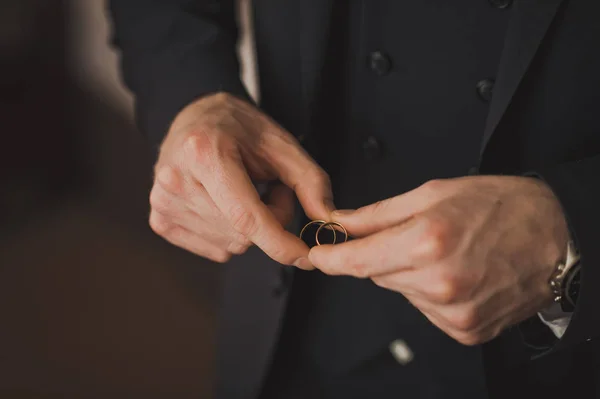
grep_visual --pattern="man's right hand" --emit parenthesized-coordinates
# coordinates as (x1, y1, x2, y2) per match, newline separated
(148, 92, 334, 269)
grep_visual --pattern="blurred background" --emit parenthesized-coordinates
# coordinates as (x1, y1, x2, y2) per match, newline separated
(0, 1, 257, 397)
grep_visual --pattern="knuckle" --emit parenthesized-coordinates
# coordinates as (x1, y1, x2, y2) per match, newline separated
(182, 132, 214, 166)
(304, 168, 331, 190)
(429, 276, 460, 304)
(227, 239, 251, 255)
(228, 206, 258, 237)
(154, 165, 182, 194)
(149, 187, 172, 213)
(454, 331, 483, 346)
(448, 308, 481, 332)
(421, 178, 446, 195)
(372, 276, 391, 290)
(317, 169, 332, 187)
(418, 218, 452, 261)
(212, 91, 234, 105)
(232, 232, 252, 247)
(370, 199, 390, 216)
(271, 246, 293, 265)
(350, 262, 370, 279)
(209, 250, 232, 264)
(148, 211, 173, 236)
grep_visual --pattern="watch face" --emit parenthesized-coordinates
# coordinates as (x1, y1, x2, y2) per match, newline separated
(564, 264, 581, 309)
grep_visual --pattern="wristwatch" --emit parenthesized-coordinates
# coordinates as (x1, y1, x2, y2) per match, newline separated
(549, 240, 581, 312)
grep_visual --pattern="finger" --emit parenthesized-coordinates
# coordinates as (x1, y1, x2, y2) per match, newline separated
(371, 271, 423, 298)
(150, 182, 245, 248)
(154, 164, 253, 252)
(265, 183, 296, 228)
(405, 292, 525, 346)
(149, 211, 231, 263)
(167, 227, 232, 263)
(154, 163, 185, 196)
(149, 181, 182, 215)
(262, 132, 335, 220)
(154, 163, 225, 225)
(266, 183, 314, 269)
(308, 217, 430, 278)
(173, 208, 250, 251)
(178, 166, 225, 218)
(403, 295, 489, 346)
(184, 135, 312, 268)
(330, 179, 449, 237)
(372, 262, 476, 306)
(437, 282, 549, 338)
(178, 172, 250, 245)
(409, 299, 455, 334)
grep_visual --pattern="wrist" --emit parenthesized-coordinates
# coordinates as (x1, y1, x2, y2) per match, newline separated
(533, 179, 582, 312)
(540, 182, 580, 311)
(522, 177, 571, 309)
(535, 178, 571, 275)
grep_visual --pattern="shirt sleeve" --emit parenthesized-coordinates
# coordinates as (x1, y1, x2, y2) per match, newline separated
(537, 304, 572, 338)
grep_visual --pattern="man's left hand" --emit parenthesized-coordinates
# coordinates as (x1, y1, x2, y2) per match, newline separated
(308, 176, 570, 345)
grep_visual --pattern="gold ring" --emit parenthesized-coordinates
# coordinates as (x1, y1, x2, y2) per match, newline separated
(299, 220, 337, 244)
(315, 221, 348, 246)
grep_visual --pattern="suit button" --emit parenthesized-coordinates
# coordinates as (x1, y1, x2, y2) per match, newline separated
(368, 51, 392, 76)
(488, 0, 513, 9)
(467, 166, 480, 176)
(389, 339, 414, 365)
(476, 79, 495, 102)
(362, 136, 383, 160)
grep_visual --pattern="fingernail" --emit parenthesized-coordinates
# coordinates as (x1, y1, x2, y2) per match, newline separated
(294, 257, 313, 270)
(332, 209, 354, 216)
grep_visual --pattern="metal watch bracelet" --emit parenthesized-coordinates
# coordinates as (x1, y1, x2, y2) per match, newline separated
(549, 240, 580, 306)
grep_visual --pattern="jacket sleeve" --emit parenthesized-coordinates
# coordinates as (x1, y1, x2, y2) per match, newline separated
(106, 0, 253, 152)
(521, 154, 600, 358)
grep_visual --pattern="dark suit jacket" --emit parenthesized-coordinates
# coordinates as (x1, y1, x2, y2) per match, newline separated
(108, 1, 600, 398)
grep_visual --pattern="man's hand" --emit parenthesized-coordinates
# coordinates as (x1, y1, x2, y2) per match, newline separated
(308, 176, 570, 345)
(149, 92, 333, 268)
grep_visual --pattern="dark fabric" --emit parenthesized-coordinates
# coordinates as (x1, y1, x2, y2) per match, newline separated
(107, 0, 600, 398)
(260, 1, 503, 398)
(106, 0, 253, 155)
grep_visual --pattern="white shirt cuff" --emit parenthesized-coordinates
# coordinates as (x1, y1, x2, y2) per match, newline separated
(537, 301, 572, 338)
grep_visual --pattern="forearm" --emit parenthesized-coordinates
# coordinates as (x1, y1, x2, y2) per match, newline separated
(107, 0, 252, 152)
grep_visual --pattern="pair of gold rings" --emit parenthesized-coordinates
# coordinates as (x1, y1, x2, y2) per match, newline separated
(299, 220, 348, 246)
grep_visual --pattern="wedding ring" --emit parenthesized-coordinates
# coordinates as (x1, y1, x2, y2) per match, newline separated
(315, 221, 348, 246)
(299, 220, 336, 244)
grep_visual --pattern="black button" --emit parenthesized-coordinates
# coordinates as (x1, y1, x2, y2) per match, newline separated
(362, 136, 383, 160)
(488, 0, 513, 9)
(368, 51, 392, 76)
(272, 267, 291, 297)
(467, 166, 480, 176)
(476, 79, 495, 102)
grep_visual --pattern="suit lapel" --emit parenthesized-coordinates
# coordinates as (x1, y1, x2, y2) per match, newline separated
(480, 0, 565, 155)
(299, 0, 334, 137)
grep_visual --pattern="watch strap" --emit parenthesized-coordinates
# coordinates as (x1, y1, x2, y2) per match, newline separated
(548, 240, 580, 310)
